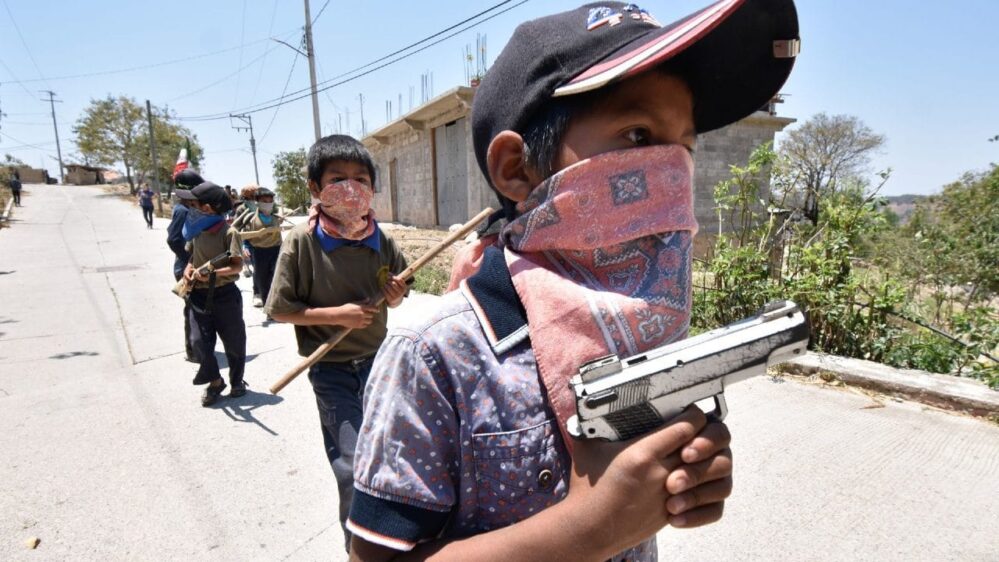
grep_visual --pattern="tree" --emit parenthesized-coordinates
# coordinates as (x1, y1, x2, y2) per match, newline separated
(73, 96, 203, 195)
(74, 95, 146, 193)
(779, 113, 885, 222)
(272, 148, 309, 210)
(906, 165, 999, 304)
(1, 153, 27, 186)
(134, 106, 203, 196)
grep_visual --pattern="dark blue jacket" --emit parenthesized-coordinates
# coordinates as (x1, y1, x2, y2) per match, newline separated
(167, 204, 191, 280)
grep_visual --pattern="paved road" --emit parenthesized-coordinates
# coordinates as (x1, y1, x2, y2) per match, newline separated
(1, 184, 997, 561)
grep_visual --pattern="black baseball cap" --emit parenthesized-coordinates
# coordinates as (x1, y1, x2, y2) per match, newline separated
(472, 0, 800, 182)
(175, 181, 233, 214)
(255, 187, 275, 198)
(173, 169, 204, 189)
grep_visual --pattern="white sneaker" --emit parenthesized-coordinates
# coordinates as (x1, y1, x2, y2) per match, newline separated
(252, 295, 263, 308)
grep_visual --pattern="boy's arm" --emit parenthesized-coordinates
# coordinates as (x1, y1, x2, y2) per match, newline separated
(263, 232, 379, 328)
(382, 235, 410, 308)
(351, 407, 731, 562)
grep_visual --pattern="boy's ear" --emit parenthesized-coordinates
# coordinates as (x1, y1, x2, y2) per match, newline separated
(487, 131, 542, 203)
(307, 179, 321, 197)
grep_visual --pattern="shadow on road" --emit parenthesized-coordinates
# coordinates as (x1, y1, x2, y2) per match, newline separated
(50, 350, 100, 360)
(213, 346, 282, 369)
(212, 389, 284, 436)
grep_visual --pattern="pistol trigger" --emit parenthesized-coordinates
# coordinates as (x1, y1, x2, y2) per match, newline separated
(706, 393, 729, 422)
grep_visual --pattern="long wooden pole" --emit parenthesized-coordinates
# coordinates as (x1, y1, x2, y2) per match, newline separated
(269, 207, 494, 394)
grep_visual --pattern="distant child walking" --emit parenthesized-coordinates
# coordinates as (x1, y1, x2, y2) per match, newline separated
(237, 187, 282, 309)
(266, 134, 409, 550)
(9, 171, 22, 207)
(176, 181, 247, 406)
(137, 184, 156, 228)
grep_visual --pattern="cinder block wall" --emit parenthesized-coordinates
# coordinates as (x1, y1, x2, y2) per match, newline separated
(369, 130, 435, 226)
(693, 112, 794, 234)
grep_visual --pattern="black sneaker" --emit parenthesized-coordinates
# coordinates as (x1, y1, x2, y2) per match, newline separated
(201, 380, 227, 407)
(229, 381, 247, 398)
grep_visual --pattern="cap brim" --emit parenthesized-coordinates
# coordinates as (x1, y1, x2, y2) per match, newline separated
(554, 0, 799, 133)
(174, 189, 197, 200)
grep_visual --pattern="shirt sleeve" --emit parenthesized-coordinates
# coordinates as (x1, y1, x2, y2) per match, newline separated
(166, 208, 188, 257)
(347, 333, 458, 551)
(263, 233, 308, 317)
(385, 234, 413, 289)
(227, 228, 243, 259)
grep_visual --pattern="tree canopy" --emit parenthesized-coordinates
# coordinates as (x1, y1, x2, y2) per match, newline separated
(272, 148, 309, 210)
(73, 95, 203, 193)
(779, 113, 885, 222)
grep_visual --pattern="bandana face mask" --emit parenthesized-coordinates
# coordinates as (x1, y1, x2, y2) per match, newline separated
(310, 179, 376, 240)
(498, 144, 699, 447)
(258, 202, 274, 214)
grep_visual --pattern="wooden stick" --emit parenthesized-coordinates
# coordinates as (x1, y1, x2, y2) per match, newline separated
(269, 207, 495, 394)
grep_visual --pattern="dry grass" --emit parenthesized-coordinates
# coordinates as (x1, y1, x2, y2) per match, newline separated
(382, 224, 461, 295)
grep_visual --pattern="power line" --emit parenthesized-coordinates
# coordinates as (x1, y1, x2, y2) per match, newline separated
(0, 57, 38, 98)
(259, 55, 301, 144)
(167, 43, 284, 103)
(2, 0, 50, 90)
(312, 0, 331, 24)
(0, 131, 57, 155)
(249, 0, 282, 105)
(1, 31, 299, 85)
(179, 0, 529, 122)
(231, 0, 249, 110)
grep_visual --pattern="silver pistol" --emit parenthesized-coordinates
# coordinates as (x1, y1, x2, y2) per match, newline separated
(567, 300, 809, 441)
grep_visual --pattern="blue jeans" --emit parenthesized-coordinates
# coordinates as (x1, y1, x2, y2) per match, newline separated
(308, 357, 373, 550)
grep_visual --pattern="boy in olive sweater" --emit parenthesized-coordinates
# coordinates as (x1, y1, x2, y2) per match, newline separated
(266, 135, 408, 549)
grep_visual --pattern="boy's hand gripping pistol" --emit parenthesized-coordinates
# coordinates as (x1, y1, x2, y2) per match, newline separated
(567, 301, 809, 441)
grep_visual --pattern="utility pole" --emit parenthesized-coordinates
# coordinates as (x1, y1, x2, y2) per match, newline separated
(145, 100, 163, 215)
(230, 113, 260, 185)
(303, 0, 322, 141)
(40, 90, 65, 184)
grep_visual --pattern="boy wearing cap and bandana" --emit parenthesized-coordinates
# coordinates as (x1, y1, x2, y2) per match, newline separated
(168, 169, 206, 363)
(265, 134, 409, 548)
(177, 181, 248, 406)
(348, 0, 799, 560)
(238, 187, 283, 309)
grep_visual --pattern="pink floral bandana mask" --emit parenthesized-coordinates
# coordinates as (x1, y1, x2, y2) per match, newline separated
(309, 179, 377, 240)
(500, 144, 698, 447)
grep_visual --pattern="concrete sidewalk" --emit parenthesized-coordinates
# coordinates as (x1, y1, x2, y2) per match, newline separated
(1, 184, 997, 561)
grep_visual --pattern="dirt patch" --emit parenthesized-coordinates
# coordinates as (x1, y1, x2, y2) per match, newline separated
(382, 224, 462, 295)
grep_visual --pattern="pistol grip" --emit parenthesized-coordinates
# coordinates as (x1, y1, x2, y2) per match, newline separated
(705, 393, 729, 423)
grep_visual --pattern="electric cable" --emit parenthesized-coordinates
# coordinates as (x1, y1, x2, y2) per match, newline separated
(179, 0, 528, 121)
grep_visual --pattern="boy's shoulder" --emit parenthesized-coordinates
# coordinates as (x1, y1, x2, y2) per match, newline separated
(282, 221, 315, 246)
(388, 290, 478, 345)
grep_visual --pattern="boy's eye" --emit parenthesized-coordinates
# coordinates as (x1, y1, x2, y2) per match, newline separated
(625, 128, 651, 146)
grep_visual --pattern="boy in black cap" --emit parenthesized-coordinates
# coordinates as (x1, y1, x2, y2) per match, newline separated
(177, 181, 248, 406)
(167, 169, 206, 362)
(348, 0, 799, 559)
(237, 186, 283, 309)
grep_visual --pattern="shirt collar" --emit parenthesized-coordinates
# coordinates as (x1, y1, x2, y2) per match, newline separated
(461, 245, 529, 354)
(315, 220, 381, 253)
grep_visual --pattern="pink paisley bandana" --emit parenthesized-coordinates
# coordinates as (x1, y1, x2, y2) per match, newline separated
(501, 145, 698, 447)
(308, 179, 377, 240)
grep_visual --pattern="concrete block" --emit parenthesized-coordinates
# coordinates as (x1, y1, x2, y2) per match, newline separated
(784, 352, 999, 417)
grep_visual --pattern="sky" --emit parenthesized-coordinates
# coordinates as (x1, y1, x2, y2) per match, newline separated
(1, 0, 997, 196)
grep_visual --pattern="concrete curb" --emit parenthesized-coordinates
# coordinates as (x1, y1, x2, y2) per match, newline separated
(783, 352, 999, 417)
